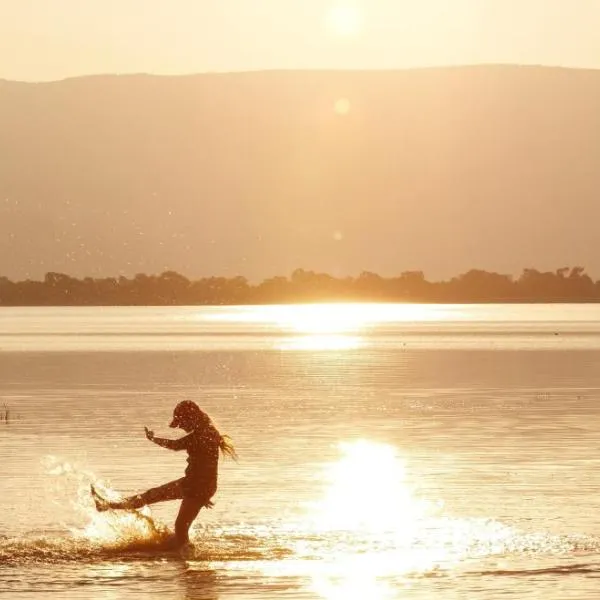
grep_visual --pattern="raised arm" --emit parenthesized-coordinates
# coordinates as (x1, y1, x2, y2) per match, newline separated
(144, 427, 189, 451)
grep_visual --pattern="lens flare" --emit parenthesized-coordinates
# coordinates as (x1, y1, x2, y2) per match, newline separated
(334, 98, 351, 116)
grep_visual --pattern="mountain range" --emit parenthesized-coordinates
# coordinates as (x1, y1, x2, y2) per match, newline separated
(2, 65, 599, 281)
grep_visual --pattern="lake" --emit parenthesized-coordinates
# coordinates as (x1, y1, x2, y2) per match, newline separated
(1, 304, 600, 599)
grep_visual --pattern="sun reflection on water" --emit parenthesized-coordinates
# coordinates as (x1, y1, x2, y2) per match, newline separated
(296, 440, 486, 597)
(281, 334, 361, 351)
(311, 564, 396, 600)
(277, 304, 371, 334)
(313, 440, 427, 533)
(35, 445, 575, 599)
(291, 439, 563, 599)
(276, 305, 365, 351)
(267, 303, 450, 333)
(206, 303, 457, 352)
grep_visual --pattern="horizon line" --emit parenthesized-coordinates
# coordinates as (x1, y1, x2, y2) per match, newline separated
(3, 266, 596, 284)
(3, 62, 600, 85)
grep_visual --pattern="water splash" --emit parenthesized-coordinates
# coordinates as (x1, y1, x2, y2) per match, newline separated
(0, 456, 293, 566)
(2, 453, 600, 578)
(42, 455, 169, 542)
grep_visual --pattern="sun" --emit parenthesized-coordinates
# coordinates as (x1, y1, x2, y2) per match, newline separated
(327, 5, 363, 37)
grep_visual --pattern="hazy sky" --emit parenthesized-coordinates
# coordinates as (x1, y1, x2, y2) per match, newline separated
(1, 0, 600, 81)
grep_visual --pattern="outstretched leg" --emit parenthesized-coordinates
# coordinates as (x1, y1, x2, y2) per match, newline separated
(92, 479, 184, 512)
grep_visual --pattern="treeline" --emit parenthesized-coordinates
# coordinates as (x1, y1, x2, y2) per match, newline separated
(2, 267, 600, 306)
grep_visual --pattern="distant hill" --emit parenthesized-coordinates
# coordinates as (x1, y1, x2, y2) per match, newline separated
(2, 66, 600, 281)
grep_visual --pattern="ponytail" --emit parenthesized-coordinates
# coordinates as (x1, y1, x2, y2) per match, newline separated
(197, 409, 238, 461)
(219, 434, 239, 461)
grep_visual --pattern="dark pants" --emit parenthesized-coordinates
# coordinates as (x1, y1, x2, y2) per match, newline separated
(105, 477, 214, 545)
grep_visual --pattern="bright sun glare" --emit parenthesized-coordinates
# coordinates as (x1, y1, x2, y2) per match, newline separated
(313, 440, 425, 533)
(207, 303, 456, 351)
(275, 304, 365, 350)
(300, 440, 499, 597)
(279, 305, 365, 335)
(327, 5, 363, 37)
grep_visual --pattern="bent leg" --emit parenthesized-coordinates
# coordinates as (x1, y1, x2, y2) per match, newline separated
(95, 479, 185, 511)
(174, 497, 204, 546)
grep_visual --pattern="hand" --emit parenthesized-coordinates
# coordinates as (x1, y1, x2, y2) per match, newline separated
(144, 427, 155, 441)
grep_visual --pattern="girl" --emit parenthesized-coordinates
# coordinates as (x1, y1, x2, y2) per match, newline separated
(92, 400, 237, 546)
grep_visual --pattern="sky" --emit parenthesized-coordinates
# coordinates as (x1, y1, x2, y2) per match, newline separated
(1, 0, 600, 81)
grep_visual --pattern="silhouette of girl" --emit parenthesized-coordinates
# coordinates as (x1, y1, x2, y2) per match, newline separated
(92, 400, 237, 546)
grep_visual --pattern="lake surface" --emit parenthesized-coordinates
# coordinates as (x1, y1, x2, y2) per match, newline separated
(2, 304, 600, 599)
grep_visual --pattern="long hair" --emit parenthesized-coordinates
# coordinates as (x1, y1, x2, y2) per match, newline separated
(197, 409, 238, 461)
(218, 433, 239, 461)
